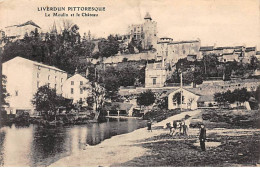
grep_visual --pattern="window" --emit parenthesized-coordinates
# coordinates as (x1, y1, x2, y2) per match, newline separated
(153, 78, 156, 85)
(37, 73, 40, 78)
(54, 84, 57, 90)
(71, 88, 74, 94)
(61, 85, 63, 91)
(61, 78, 63, 83)
(48, 75, 50, 80)
(15, 90, 18, 96)
(48, 83, 50, 87)
(37, 81, 39, 88)
(80, 81, 83, 85)
(71, 81, 74, 85)
(80, 88, 83, 94)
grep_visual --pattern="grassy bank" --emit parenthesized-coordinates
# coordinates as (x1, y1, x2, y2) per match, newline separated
(117, 109, 260, 167)
(119, 131, 260, 167)
(190, 109, 260, 129)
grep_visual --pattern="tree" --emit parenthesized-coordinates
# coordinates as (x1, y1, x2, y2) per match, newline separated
(182, 67, 203, 87)
(157, 96, 168, 109)
(1, 75, 9, 106)
(118, 64, 141, 87)
(172, 92, 184, 105)
(86, 96, 94, 108)
(98, 35, 119, 58)
(234, 88, 251, 106)
(214, 92, 225, 106)
(31, 85, 69, 117)
(2, 20, 94, 75)
(87, 82, 105, 113)
(137, 90, 156, 107)
(202, 53, 219, 77)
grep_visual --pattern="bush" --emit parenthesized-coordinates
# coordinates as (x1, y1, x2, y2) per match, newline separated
(144, 109, 180, 122)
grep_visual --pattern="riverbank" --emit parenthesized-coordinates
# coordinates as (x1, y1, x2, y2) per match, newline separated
(50, 109, 260, 167)
(49, 110, 200, 167)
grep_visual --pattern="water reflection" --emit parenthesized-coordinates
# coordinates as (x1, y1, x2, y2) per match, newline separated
(0, 118, 146, 167)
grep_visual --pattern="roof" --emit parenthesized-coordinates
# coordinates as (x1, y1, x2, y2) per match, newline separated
(234, 49, 243, 52)
(146, 63, 165, 70)
(66, 73, 89, 81)
(144, 12, 152, 20)
(168, 88, 202, 97)
(160, 37, 173, 40)
(104, 102, 133, 111)
(6, 20, 41, 29)
(199, 46, 214, 51)
(169, 40, 199, 45)
(4, 56, 66, 73)
(197, 95, 214, 102)
(245, 47, 256, 52)
(223, 53, 234, 55)
(214, 46, 244, 50)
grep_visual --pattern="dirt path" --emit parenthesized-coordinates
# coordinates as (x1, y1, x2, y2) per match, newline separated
(49, 110, 201, 167)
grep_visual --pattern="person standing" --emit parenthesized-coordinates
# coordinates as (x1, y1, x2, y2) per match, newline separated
(173, 121, 177, 129)
(183, 122, 188, 136)
(199, 124, 206, 151)
(147, 120, 152, 132)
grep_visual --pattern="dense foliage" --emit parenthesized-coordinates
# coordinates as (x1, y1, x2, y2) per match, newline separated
(2, 23, 95, 74)
(32, 85, 71, 115)
(137, 90, 156, 107)
(167, 54, 260, 86)
(1, 75, 9, 106)
(172, 92, 185, 105)
(214, 88, 252, 106)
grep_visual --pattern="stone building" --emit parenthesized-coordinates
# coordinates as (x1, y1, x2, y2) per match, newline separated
(3, 57, 67, 114)
(198, 46, 214, 59)
(168, 88, 201, 110)
(199, 45, 257, 64)
(4, 20, 41, 40)
(128, 12, 158, 50)
(145, 62, 168, 88)
(156, 38, 201, 64)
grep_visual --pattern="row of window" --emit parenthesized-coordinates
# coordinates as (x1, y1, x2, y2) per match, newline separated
(37, 73, 64, 82)
(71, 81, 83, 85)
(71, 88, 84, 94)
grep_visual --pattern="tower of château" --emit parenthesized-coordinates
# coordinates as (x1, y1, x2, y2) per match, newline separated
(128, 12, 158, 50)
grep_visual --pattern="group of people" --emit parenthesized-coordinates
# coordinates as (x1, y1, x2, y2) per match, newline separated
(166, 120, 189, 137)
(147, 119, 207, 151)
(166, 120, 207, 151)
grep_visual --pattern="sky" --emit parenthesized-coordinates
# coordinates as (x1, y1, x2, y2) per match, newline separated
(0, 0, 259, 47)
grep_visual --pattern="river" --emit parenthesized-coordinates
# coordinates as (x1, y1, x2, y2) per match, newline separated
(0, 118, 147, 167)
